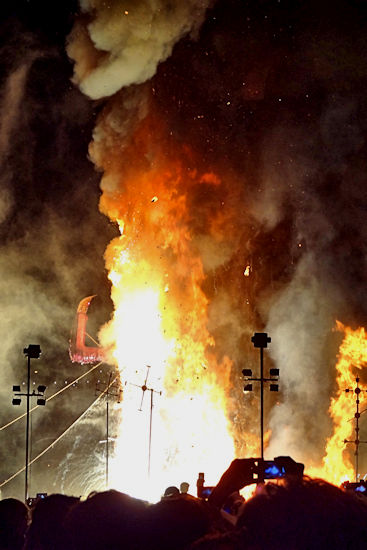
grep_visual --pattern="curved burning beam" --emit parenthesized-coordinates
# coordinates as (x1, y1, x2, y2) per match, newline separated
(69, 295, 105, 364)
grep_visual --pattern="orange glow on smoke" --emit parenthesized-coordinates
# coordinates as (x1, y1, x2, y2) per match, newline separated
(95, 113, 238, 500)
(87, 100, 367, 499)
(309, 322, 367, 485)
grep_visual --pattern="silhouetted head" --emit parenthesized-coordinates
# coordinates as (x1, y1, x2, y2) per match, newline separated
(146, 494, 210, 549)
(24, 493, 79, 550)
(65, 489, 148, 550)
(235, 476, 367, 549)
(163, 485, 180, 498)
(180, 482, 190, 494)
(191, 476, 367, 550)
(0, 497, 29, 550)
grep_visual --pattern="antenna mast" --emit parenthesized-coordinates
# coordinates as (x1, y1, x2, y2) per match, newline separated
(344, 377, 367, 482)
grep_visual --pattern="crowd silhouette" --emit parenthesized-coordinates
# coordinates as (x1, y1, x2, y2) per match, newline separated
(1, 459, 367, 550)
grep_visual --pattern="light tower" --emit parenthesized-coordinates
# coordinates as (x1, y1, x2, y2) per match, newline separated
(96, 373, 123, 489)
(344, 377, 367, 482)
(242, 332, 279, 470)
(12, 345, 46, 503)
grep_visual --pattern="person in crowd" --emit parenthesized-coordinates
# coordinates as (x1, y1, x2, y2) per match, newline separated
(64, 489, 148, 550)
(236, 476, 367, 549)
(191, 474, 367, 549)
(23, 493, 79, 550)
(145, 490, 211, 550)
(0, 497, 29, 550)
(163, 486, 180, 498)
(180, 482, 190, 495)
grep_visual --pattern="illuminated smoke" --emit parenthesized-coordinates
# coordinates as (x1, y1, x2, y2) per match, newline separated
(264, 255, 340, 464)
(253, 95, 367, 468)
(66, 0, 367, 488)
(67, 0, 213, 100)
(0, 16, 116, 498)
(0, 63, 29, 223)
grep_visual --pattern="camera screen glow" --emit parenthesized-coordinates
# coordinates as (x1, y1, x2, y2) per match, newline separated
(265, 464, 285, 477)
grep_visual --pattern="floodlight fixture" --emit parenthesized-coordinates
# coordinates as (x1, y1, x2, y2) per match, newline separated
(242, 369, 253, 377)
(36, 398, 46, 406)
(270, 384, 279, 392)
(13, 385, 21, 392)
(251, 332, 271, 349)
(244, 383, 253, 392)
(12, 398, 21, 406)
(37, 385, 46, 393)
(23, 345, 41, 359)
(270, 368, 279, 377)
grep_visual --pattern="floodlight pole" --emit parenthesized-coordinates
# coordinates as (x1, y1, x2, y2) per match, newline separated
(251, 333, 271, 461)
(243, 332, 278, 480)
(15, 345, 43, 503)
(25, 352, 31, 504)
(96, 374, 122, 489)
(105, 373, 122, 488)
(344, 377, 367, 482)
(106, 379, 109, 488)
(260, 345, 264, 460)
(148, 387, 155, 478)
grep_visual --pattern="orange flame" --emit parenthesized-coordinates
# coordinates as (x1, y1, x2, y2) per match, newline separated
(309, 322, 367, 485)
(82, 99, 367, 498)
(94, 112, 239, 500)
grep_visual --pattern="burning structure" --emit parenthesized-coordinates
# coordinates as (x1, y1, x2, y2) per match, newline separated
(69, 295, 105, 364)
(63, 0, 367, 499)
(1, 0, 367, 500)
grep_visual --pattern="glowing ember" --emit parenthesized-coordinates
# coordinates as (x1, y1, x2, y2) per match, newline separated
(308, 322, 367, 485)
(243, 265, 251, 277)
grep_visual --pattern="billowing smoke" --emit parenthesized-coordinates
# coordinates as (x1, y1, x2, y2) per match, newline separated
(67, 0, 367, 477)
(255, 92, 367, 467)
(0, 12, 115, 498)
(65, 0, 367, 478)
(67, 0, 213, 99)
(1, 0, 367, 499)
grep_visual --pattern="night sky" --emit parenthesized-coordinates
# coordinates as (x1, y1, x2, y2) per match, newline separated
(1, 0, 367, 499)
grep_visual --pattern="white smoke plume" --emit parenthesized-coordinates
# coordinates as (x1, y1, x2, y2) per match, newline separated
(0, 16, 117, 498)
(67, 0, 213, 99)
(264, 254, 343, 464)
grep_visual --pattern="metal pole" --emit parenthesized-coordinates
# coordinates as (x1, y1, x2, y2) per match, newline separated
(148, 389, 153, 478)
(106, 397, 109, 489)
(355, 379, 360, 483)
(106, 372, 112, 489)
(343, 377, 367, 483)
(260, 346, 264, 461)
(25, 355, 30, 503)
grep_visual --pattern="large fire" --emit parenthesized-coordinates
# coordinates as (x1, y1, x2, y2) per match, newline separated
(69, 106, 367, 500)
(65, 105, 367, 500)
(93, 112, 245, 501)
(308, 322, 367, 485)
(64, 3, 367, 501)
